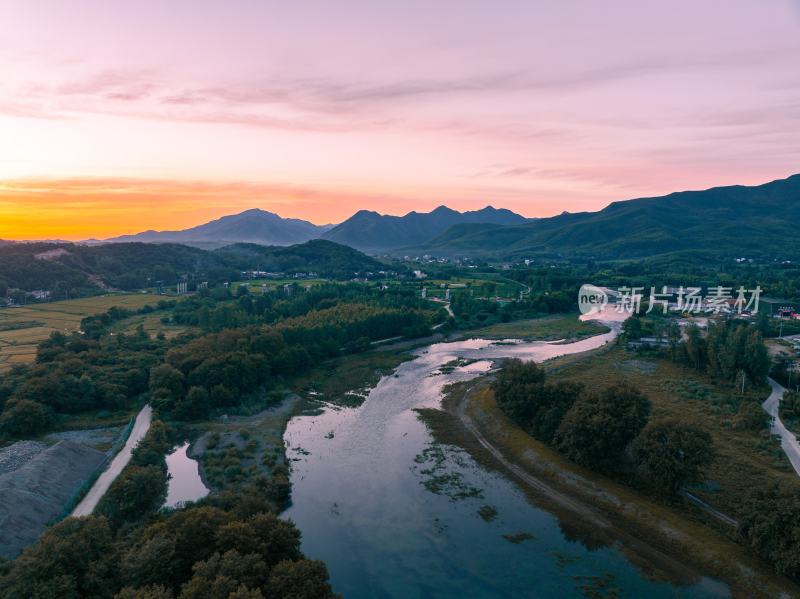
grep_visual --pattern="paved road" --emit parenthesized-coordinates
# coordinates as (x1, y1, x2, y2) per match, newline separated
(71, 405, 153, 517)
(762, 378, 800, 476)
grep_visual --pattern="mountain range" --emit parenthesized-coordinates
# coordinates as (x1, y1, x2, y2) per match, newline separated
(78, 173, 800, 260)
(108, 209, 333, 249)
(320, 205, 527, 251)
(414, 174, 800, 259)
(108, 205, 527, 251)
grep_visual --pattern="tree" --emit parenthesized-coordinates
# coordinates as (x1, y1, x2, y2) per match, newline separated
(622, 316, 643, 340)
(756, 310, 773, 337)
(782, 391, 800, 419)
(180, 550, 268, 596)
(96, 465, 167, 527)
(743, 329, 770, 383)
(683, 324, 706, 371)
(120, 534, 180, 590)
(554, 383, 650, 470)
(629, 420, 715, 494)
(492, 359, 546, 425)
(0, 399, 52, 438)
(115, 585, 174, 599)
(738, 485, 800, 579)
(667, 322, 682, 360)
(1, 516, 118, 599)
(267, 560, 335, 599)
(149, 364, 186, 405)
(175, 387, 210, 421)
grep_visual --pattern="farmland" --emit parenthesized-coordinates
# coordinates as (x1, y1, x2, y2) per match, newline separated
(0, 294, 163, 371)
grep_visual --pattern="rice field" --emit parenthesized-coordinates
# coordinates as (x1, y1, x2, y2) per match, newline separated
(0, 293, 162, 372)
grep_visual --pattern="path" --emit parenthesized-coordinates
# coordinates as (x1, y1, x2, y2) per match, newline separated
(762, 378, 800, 476)
(71, 405, 153, 517)
(453, 383, 611, 530)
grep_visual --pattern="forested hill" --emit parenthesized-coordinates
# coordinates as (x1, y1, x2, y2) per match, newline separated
(321, 205, 527, 251)
(0, 239, 390, 296)
(416, 174, 800, 260)
(213, 239, 390, 278)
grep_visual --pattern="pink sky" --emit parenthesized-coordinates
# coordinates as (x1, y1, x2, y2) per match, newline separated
(1, 0, 799, 238)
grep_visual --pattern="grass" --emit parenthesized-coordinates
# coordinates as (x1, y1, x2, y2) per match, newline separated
(547, 347, 796, 516)
(109, 310, 193, 340)
(191, 395, 298, 494)
(287, 350, 413, 406)
(0, 293, 163, 372)
(468, 314, 609, 341)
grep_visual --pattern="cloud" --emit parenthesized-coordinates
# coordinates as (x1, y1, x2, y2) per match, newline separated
(3, 47, 788, 134)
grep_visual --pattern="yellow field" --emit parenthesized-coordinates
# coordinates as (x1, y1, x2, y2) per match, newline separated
(0, 293, 163, 372)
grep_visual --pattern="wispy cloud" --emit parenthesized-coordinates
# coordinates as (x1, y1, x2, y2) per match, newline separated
(3, 47, 790, 134)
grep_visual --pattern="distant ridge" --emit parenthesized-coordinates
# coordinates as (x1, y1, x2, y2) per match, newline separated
(0, 239, 388, 294)
(415, 174, 800, 259)
(107, 209, 332, 248)
(321, 205, 527, 251)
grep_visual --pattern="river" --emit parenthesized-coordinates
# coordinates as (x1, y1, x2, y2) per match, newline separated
(283, 312, 730, 598)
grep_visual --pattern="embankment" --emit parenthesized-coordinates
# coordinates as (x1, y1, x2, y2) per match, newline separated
(0, 441, 106, 558)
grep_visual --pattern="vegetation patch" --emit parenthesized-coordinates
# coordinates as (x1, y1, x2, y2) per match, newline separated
(477, 504, 498, 522)
(413, 443, 484, 501)
(468, 314, 609, 341)
(501, 531, 535, 544)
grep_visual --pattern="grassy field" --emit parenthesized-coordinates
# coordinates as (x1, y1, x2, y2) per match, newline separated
(241, 278, 329, 292)
(547, 347, 795, 517)
(0, 293, 163, 371)
(109, 310, 194, 341)
(468, 314, 609, 341)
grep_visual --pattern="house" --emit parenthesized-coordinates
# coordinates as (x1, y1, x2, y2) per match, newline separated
(761, 297, 798, 317)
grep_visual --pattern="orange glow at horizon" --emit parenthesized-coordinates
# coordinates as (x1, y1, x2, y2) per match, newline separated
(0, 177, 574, 241)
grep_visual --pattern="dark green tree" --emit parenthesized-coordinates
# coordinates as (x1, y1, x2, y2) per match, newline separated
(629, 420, 715, 494)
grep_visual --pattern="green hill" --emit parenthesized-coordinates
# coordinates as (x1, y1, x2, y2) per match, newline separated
(213, 239, 391, 278)
(0, 240, 388, 297)
(417, 174, 800, 260)
(321, 205, 527, 251)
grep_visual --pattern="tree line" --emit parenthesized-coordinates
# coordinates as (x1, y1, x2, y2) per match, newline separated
(0, 482, 335, 598)
(0, 284, 436, 440)
(493, 359, 714, 495)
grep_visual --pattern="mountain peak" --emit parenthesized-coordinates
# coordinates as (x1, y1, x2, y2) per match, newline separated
(431, 205, 457, 214)
(321, 204, 526, 250)
(107, 208, 326, 248)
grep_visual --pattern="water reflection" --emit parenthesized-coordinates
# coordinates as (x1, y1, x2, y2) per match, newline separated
(164, 442, 209, 509)
(283, 315, 730, 598)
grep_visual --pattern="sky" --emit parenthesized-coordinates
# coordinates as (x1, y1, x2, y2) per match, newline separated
(1, 0, 799, 240)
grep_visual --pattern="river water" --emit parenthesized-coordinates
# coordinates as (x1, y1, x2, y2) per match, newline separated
(283, 313, 730, 598)
(163, 442, 209, 509)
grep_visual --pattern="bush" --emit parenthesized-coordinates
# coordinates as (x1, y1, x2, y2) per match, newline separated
(629, 420, 715, 495)
(0, 399, 52, 438)
(738, 485, 800, 579)
(96, 465, 168, 527)
(554, 383, 650, 471)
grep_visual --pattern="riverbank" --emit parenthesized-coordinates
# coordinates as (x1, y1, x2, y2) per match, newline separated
(423, 366, 799, 598)
(466, 314, 610, 342)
